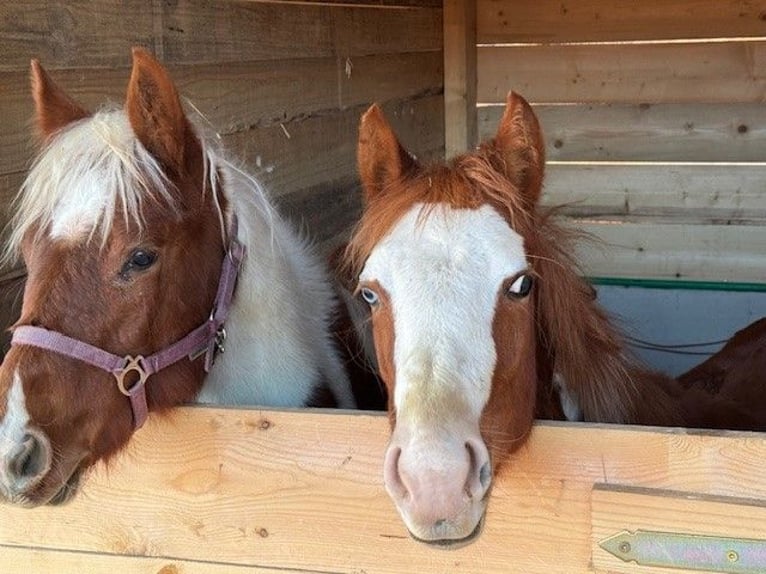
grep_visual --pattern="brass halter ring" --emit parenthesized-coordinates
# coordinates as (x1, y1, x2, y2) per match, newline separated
(114, 355, 149, 396)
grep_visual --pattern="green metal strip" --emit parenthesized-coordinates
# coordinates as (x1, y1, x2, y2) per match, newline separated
(589, 276, 766, 293)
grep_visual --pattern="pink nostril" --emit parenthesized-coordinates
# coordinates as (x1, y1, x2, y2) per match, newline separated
(465, 439, 492, 499)
(383, 446, 408, 500)
(10, 433, 48, 483)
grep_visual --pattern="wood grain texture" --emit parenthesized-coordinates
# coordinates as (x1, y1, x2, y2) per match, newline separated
(444, 0, 477, 156)
(543, 164, 766, 223)
(0, 0, 155, 71)
(591, 484, 766, 574)
(0, 50, 442, 178)
(244, 0, 442, 6)
(0, 1, 441, 70)
(225, 94, 445, 200)
(572, 220, 766, 282)
(478, 103, 766, 162)
(477, 0, 766, 44)
(0, 410, 764, 573)
(478, 41, 766, 104)
(0, 546, 290, 574)
(163, 1, 441, 63)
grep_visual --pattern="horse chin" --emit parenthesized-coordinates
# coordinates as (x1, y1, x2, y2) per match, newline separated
(46, 466, 84, 506)
(408, 516, 485, 549)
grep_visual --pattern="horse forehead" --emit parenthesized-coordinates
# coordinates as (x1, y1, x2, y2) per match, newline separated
(362, 203, 527, 287)
(48, 171, 112, 241)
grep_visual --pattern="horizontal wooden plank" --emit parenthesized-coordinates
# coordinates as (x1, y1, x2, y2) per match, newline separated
(0, 0, 155, 71)
(478, 41, 766, 104)
(224, 94, 445, 201)
(478, 0, 766, 44)
(0, 409, 764, 573)
(244, 0, 442, 7)
(571, 220, 766, 282)
(0, 50, 442, 188)
(163, 1, 441, 64)
(591, 484, 766, 574)
(327, 5, 442, 57)
(543, 164, 766, 223)
(0, 546, 292, 574)
(0, 1, 441, 71)
(478, 103, 766, 162)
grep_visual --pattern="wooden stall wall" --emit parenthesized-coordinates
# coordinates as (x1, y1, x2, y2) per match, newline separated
(476, 0, 766, 283)
(0, 0, 445, 349)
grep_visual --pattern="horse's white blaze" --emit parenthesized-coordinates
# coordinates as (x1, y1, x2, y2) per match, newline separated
(363, 203, 527, 540)
(361, 203, 528, 424)
(0, 372, 30, 493)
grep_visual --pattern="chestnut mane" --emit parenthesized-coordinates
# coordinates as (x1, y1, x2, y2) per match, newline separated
(347, 111, 763, 430)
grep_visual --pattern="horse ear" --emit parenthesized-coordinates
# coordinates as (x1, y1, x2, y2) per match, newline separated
(490, 92, 545, 207)
(30, 60, 89, 143)
(126, 47, 193, 173)
(358, 104, 418, 203)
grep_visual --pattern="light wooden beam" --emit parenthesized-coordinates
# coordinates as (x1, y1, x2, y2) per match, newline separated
(0, 408, 764, 573)
(444, 0, 477, 157)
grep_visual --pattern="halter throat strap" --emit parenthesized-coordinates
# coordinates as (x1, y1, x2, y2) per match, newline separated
(10, 215, 245, 430)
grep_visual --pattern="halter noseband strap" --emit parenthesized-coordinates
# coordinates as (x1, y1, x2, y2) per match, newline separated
(10, 215, 245, 430)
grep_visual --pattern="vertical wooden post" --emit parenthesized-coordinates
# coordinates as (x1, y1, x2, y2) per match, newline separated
(444, 0, 477, 158)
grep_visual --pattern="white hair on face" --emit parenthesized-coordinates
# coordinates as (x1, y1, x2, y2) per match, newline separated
(5, 110, 174, 259)
(360, 203, 529, 424)
(3, 108, 279, 264)
(0, 371, 30, 497)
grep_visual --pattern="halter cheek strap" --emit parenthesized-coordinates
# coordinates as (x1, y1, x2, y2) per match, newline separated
(10, 216, 245, 430)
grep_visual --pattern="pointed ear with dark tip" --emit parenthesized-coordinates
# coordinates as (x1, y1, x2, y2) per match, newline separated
(357, 104, 418, 203)
(30, 60, 90, 143)
(126, 47, 194, 173)
(489, 92, 545, 207)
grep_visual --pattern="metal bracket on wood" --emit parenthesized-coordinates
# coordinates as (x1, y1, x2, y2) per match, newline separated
(600, 530, 766, 573)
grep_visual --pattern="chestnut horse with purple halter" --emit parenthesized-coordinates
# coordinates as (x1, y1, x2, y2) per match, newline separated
(0, 49, 358, 507)
(346, 93, 766, 545)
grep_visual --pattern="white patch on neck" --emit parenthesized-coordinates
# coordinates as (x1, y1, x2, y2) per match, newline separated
(0, 371, 31, 489)
(360, 203, 528, 424)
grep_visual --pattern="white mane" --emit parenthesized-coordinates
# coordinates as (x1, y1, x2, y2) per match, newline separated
(7, 110, 172, 259)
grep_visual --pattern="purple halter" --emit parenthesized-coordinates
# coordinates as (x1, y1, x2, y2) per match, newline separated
(10, 216, 245, 429)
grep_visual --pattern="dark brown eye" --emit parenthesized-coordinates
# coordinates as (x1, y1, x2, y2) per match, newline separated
(505, 274, 533, 299)
(124, 249, 157, 273)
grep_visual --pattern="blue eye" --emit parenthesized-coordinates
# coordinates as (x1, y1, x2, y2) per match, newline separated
(506, 274, 533, 299)
(360, 287, 380, 307)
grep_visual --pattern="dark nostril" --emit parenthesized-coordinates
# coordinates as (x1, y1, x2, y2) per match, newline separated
(479, 461, 491, 489)
(11, 433, 46, 481)
(465, 440, 492, 498)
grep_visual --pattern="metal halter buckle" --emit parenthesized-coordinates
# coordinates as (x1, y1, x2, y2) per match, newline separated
(114, 355, 149, 396)
(214, 327, 226, 355)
